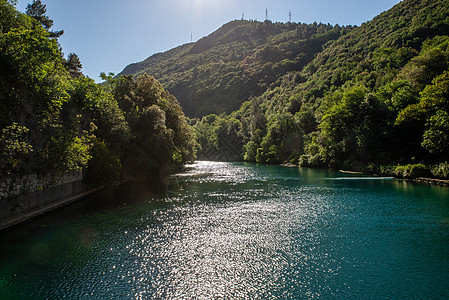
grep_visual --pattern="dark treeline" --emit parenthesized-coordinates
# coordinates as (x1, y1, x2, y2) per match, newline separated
(0, 0, 196, 196)
(191, 0, 449, 179)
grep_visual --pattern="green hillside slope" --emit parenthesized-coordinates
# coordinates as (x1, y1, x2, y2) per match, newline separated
(193, 0, 449, 178)
(118, 20, 351, 117)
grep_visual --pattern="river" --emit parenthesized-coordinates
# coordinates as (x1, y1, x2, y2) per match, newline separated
(1, 161, 449, 299)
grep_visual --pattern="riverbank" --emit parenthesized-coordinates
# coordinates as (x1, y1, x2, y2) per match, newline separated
(413, 177, 449, 187)
(281, 163, 449, 187)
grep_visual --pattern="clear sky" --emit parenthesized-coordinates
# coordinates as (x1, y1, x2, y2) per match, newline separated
(15, 0, 402, 81)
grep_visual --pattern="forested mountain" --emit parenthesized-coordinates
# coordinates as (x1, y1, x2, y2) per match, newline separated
(191, 0, 449, 179)
(0, 0, 196, 198)
(118, 20, 353, 117)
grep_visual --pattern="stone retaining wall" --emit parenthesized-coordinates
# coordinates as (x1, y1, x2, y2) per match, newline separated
(0, 171, 88, 229)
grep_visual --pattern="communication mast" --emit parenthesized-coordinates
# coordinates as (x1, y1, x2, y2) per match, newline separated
(242, 12, 244, 20)
(289, 10, 292, 23)
(265, 8, 268, 20)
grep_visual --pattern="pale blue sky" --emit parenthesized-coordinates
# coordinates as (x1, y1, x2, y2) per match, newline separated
(15, 0, 402, 81)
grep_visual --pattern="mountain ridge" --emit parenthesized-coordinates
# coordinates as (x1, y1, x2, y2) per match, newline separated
(118, 19, 352, 116)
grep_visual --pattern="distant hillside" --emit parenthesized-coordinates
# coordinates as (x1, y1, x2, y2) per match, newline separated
(192, 0, 449, 178)
(118, 20, 352, 117)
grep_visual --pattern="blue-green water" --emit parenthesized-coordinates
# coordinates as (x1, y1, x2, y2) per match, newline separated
(1, 161, 449, 299)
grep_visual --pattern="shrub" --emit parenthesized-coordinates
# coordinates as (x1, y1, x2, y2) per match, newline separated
(394, 164, 431, 178)
(431, 162, 449, 179)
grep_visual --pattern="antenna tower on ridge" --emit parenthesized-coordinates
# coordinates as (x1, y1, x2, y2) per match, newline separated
(265, 8, 269, 20)
(289, 10, 292, 22)
(242, 12, 244, 20)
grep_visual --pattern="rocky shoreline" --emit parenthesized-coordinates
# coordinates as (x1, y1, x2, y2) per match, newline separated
(413, 177, 449, 187)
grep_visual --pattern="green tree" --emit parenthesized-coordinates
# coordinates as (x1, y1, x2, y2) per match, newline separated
(0, 0, 26, 33)
(69, 76, 130, 152)
(397, 71, 449, 125)
(319, 87, 368, 167)
(0, 123, 32, 174)
(422, 110, 449, 159)
(255, 112, 298, 164)
(26, 0, 63, 38)
(85, 139, 122, 187)
(65, 53, 82, 78)
(99, 74, 196, 181)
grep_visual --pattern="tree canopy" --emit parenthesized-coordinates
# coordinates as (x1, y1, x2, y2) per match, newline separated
(189, 0, 449, 179)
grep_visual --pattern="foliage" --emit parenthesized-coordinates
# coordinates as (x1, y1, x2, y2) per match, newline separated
(191, 0, 449, 179)
(255, 112, 300, 164)
(85, 139, 121, 187)
(69, 76, 130, 150)
(65, 53, 82, 78)
(26, 0, 52, 29)
(431, 162, 449, 179)
(0, 1, 196, 190)
(0, 123, 32, 174)
(103, 74, 197, 181)
(422, 110, 449, 159)
(393, 164, 432, 179)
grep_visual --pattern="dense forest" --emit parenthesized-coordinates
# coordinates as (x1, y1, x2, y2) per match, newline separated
(122, 0, 449, 180)
(0, 0, 196, 198)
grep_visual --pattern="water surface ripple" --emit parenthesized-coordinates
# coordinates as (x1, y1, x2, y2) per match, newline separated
(1, 161, 449, 299)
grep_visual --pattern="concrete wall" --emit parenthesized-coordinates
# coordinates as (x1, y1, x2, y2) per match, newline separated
(0, 171, 88, 228)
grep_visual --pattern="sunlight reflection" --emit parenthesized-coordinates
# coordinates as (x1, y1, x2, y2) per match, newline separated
(118, 161, 339, 298)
